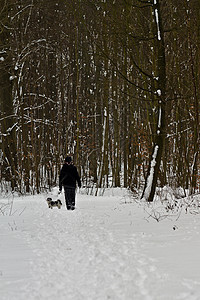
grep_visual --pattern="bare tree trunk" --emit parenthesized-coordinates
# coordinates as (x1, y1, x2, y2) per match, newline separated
(141, 0, 166, 202)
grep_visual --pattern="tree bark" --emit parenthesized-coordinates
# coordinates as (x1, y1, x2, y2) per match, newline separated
(141, 0, 166, 202)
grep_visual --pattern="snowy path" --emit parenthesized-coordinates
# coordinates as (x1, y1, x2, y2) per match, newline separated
(1, 189, 200, 300)
(20, 196, 157, 300)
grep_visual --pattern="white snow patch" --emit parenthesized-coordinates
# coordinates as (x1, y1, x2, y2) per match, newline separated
(157, 89, 161, 96)
(158, 107, 162, 128)
(9, 76, 17, 81)
(142, 145, 159, 201)
(154, 0, 161, 41)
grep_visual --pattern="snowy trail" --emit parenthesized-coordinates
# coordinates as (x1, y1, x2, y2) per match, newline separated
(19, 195, 156, 300)
(1, 190, 200, 300)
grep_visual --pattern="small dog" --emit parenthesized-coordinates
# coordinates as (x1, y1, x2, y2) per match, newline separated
(46, 197, 62, 209)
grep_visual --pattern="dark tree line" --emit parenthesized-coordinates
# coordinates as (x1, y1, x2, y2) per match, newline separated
(0, 0, 199, 199)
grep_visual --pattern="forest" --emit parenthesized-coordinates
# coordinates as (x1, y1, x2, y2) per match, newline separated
(0, 0, 200, 200)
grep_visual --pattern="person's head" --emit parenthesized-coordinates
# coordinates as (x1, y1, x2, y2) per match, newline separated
(65, 156, 72, 164)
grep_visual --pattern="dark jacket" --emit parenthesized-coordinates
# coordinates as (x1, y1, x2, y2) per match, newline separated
(59, 163, 81, 190)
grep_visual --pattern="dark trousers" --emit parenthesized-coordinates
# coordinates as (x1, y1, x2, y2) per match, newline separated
(64, 186, 76, 210)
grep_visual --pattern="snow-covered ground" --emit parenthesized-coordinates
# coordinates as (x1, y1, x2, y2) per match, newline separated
(1, 188, 200, 300)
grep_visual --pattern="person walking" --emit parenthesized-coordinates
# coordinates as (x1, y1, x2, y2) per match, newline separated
(59, 156, 81, 210)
